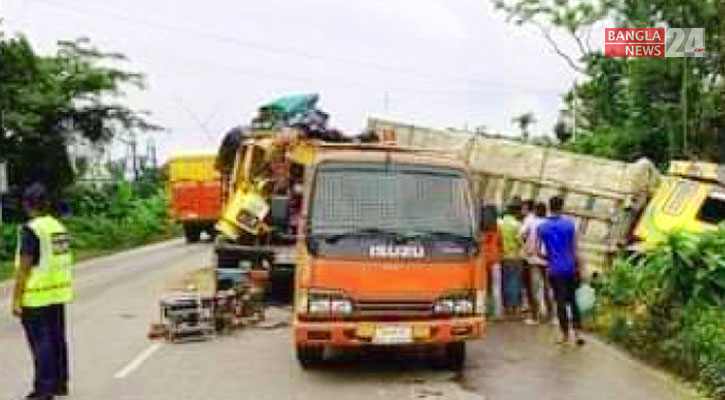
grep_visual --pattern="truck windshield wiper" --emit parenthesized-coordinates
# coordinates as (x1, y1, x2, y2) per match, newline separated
(311, 228, 404, 243)
(400, 230, 474, 243)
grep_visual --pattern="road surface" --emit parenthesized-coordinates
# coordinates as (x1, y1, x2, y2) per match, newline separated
(0, 241, 701, 400)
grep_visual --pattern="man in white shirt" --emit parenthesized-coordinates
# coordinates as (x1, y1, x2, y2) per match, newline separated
(519, 200, 550, 324)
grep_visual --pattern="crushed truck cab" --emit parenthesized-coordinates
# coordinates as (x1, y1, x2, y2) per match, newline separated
(293, 146, 485, 369)
(634, 161, 725, 248)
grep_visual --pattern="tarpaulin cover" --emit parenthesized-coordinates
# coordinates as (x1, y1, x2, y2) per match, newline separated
(259, 94, 319, 119)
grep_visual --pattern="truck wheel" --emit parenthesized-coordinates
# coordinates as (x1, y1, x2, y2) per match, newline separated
(296, 345, 324, 369)
(444, 342, 466, 370)
(207, 227, 218, 240)
(184, 224, 201, 243)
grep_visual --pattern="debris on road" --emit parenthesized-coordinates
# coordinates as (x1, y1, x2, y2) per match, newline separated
(148, 266, 268, 343)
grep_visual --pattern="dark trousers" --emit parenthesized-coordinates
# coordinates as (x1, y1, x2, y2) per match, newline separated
(21, 304, 69, 395)
(549, 274, 581, 334)
(501, 259, 523, 308)
(521, 263, 539, 318)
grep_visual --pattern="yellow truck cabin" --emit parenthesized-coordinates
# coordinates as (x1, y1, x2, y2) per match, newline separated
(634, 161, 725, 248)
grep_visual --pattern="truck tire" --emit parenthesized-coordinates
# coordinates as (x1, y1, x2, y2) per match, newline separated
(296, 345, 324, 369)
(184, 224, 201, 243)
(444, 342, 466, 371)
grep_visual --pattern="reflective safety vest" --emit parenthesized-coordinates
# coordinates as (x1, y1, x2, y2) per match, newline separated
(15, 215, 74, 308)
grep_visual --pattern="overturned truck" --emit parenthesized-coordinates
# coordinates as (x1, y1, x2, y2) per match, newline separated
(368, 118, 661, 273)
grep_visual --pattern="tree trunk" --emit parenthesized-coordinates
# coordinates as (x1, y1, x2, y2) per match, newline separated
(720, 1, 725, 163)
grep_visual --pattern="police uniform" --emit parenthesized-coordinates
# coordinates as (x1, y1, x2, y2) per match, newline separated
(16, 215, 73, 397)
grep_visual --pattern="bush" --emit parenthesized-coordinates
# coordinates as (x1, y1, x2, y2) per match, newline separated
(596, 228, 725, 399)
(0, 183, 178, 275)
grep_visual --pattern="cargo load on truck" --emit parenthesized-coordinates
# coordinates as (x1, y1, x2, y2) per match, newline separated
(213, 94, 380, 304)
(367, 118, 661, 273)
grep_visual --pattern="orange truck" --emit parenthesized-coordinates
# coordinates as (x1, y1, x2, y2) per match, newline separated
(167, 153, 223, 243)
(294, 145, 485, 369)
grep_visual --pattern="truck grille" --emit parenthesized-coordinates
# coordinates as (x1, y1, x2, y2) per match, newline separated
(355, 301, 433, 320)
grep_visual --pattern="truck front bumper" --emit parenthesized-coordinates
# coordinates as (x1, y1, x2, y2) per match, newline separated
(294, 317, 485, 347)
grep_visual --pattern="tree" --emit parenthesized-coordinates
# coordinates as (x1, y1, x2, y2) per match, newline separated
(512, 112, 536, 141)
(0, 35, 159, 193)
(494, 0, 724, 166)
(492, 0, 614, 73)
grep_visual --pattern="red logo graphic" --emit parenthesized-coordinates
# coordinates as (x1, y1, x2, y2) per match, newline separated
(605, 28, 665, 57)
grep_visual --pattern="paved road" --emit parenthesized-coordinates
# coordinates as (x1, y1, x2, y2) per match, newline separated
(0, 241, 701, 400)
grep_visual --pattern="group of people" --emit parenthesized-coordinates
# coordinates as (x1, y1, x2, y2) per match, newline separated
(482, 195, 585, 345)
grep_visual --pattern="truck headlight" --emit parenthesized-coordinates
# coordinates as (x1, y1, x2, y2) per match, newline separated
(454, 299, 474, 315)
(330, 299, 353, 315)
(434, 293, 477, 316)
(302, 290, 354, 317)
(308, 298, 331, 315)
(433, 299, 455, 315)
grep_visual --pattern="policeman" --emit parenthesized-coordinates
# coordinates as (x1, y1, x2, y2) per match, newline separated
(12, 183, 73, 400)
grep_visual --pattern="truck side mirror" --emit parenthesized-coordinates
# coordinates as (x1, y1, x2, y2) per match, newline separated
(270, 195, 290, 227)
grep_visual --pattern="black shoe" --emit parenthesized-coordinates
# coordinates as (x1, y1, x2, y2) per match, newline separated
(54, 385, 68, 396)
(24, 392, 54, 400)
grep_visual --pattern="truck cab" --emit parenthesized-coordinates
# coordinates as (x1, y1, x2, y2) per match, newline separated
(294, 146, 485, 369)
(634, 161, 725, 248)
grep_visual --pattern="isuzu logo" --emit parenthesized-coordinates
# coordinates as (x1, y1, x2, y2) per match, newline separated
(368, 245, 425, 259)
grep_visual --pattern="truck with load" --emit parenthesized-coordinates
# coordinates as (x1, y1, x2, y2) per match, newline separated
(212, 94, 376, 298)
(166, 152, 223, 243)
(211, 96, 484, 367)
(368, 118, 725, 271)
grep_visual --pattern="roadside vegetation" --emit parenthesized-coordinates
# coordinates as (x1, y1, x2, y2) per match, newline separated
(494, 0, 723, 167)
(0, 178, 180, 282)
(0, 34, 176, 281)
(592, 230, 725, 400)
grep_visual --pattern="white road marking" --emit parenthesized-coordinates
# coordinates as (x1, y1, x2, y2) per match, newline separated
(114, 343, 163, 379)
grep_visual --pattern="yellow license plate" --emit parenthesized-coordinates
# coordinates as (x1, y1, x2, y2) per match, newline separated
(373, 325, 413, 345)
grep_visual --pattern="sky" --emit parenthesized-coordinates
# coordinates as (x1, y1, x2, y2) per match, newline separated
(3, 0, 602, 162)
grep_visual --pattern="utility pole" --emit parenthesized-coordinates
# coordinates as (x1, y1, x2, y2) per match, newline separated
(119, 132, 139, 181)
(682, 57, 688, 155)
(721, 3, 725, 163)
(572, 80, 578, 142)
(150, 138, 158, 169)
(130, 132, 139, 181)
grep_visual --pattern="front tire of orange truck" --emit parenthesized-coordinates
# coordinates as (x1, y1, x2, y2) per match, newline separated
(442, 342, 466, 371)
(183, 224, 201, 243)
(296, 345, 324, 369)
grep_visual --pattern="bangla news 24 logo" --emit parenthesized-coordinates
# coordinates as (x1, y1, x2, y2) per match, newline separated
(605, 28, 705, 57)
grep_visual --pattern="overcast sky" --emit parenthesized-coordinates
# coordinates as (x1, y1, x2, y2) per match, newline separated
(3, 0, 601, 162)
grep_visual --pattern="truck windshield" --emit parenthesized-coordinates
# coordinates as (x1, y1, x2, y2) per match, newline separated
(308, 162, 474, 241)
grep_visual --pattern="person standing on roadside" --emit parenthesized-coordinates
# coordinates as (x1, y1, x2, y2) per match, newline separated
(532, 202, 554, 321)
(537, 196, 585, 345)
(12, 183, 73, 400)
(480, 204, 503, 320)
(498, 199, 523, 317)
(519, 200, 541, 325)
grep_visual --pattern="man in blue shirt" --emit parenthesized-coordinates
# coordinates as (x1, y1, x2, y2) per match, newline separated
(537, 196, 584, 345)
